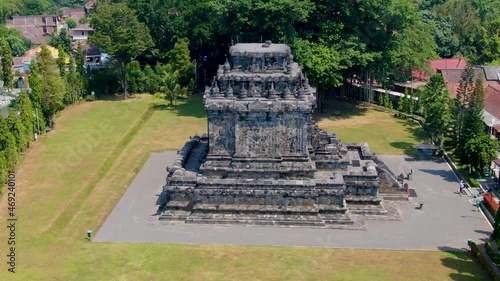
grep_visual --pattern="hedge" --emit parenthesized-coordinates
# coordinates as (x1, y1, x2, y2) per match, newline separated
(485, 242, 500, 266)
(469, 241, 500, 281)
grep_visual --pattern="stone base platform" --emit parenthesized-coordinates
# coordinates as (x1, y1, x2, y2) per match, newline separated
(159, 200, 400, 230)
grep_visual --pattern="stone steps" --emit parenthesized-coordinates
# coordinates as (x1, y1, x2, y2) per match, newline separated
(320, 214, 354, 225)
(159, 210, 191, 221)
(185, 213, 327, 227)
(192, 203, 323, 215)
(347, 204, 388, 215)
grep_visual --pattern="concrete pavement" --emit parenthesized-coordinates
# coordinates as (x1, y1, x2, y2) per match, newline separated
(94, 153, 491, 250)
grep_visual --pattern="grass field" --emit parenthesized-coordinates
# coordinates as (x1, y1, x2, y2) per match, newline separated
(0, 95, 488, 280)
(316, 101, 430, 155)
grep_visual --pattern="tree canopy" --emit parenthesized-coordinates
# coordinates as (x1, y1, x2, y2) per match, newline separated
(89, 2, 154, 98)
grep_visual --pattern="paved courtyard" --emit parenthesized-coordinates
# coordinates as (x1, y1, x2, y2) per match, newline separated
(94, 152, 491, 250)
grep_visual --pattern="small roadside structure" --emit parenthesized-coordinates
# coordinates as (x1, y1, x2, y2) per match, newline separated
(413, 142, 439, 160)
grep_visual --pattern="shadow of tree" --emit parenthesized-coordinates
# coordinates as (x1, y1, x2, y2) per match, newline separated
(314, 101, 368, 121)
(150, 95, 207, 118)
(438, 247, 491, 281)
(419, 168, 458, 183)
(389, 141, 416, 155)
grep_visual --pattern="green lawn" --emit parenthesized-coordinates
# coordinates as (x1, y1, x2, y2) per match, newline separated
(0, 95, 488, 280)
(317, 101, 430, 155)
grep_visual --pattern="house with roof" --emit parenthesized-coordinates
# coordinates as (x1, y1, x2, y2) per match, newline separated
(13, 45, 70, 74)
(484, 84, 500, 138)
(85, 0, 98, 15)
(413, 58, 468, 82)
(70, 24, 94, 42)
(60, 7, 86, 23)
(6, 15, 64, 44)
(435, 64, 500, 139)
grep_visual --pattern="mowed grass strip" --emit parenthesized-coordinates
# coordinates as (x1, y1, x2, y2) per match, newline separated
(0, 96, 489, 280)
(316, 102, 429, 155)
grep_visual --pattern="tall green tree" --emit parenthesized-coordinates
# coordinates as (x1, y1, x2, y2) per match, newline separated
(6, 109, 27, 152)
(36, 45, 66, 124)
(17, 91, 34, 144)
(49, 28, 72, 54)
(0, 114, 18, 171)
(75, 41, 84, 75)
(1, 39, 13, 89)
(126, 60, 143, 94)
(476, 19, 500, 64)
(0, 152, 7, 184)
(65, 56, 84, 104)
(420, 10, 460, 58)
(453, 65, 486, 163)
(208, 0, 314, 43)
(0, 25, 31, 57)
(57, 45, 66, 77)
(89, 2, 154, 99)
(389, 20, 438, 81)
(421, 74, 450, 145)
(433, 0, 481, 58)
(143, 64, 159, 94)
(168, 38, 195, 91)
(465, 135, 498, 173)
(21, 0, 57, 15)
(0, 0, 22, 24)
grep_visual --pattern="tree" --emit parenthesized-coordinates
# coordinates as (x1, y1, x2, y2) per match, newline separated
(143, 64, 159, 94)
(476, 19, 500, 64)
(0, 114, 18, 171)
(126, 60, 143, 94)
(0, 152, 6, 184)
(462, 74, 485, 142)
(57, 45, 66, 77)
(6, 109, 27, 152)
(75, 41, 84, 75)
(0, 0, 22, 24)
(421, 74, 450, 145)
(168, 38, 195, 91)
(16, 91, 34, 145)
(464, 135, 498, 173)
(158, 64, 187, 107)
(397, 95, 405, 113)
(292, 39, 347, 93)
(65, 56, 84, 104)
(21, 0, 57, 15)
(389, 20, 438, 81)
(453, 65, 486, 163)
(208, 0, 314, 43)
(66, 18, 77, 29)
(0, 25, 31, 57)
(49, 28, 72, 54)
(433, 0, 481, 58)
(1, 39, 13, 89)
(89, 2, 154, 99)
(421, 10, 460, 58)
(36, 45, 66, 124)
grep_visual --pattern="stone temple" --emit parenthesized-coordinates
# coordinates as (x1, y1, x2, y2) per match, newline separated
(159, 42, 400, 228)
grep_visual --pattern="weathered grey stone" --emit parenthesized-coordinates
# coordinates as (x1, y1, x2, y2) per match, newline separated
(159, 42, 398, 227)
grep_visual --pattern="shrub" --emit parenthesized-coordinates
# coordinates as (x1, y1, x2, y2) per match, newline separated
(485, 242, 500, 266)
(470, 241, 500, 281)
(469, 177, 480, 187)
(85, 95, 96, 101)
